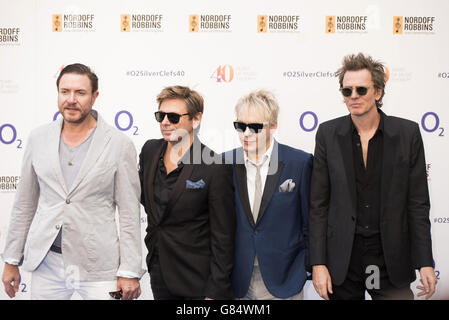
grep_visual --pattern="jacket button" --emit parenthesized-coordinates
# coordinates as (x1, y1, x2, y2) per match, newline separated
(66, 199, 70, 204)
(55, 225, 61, 230)
(254, 230, 259, 235)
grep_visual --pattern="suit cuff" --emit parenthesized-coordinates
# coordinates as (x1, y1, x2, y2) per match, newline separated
(116, 269, 146, 279)
(2, 257, 21, 266)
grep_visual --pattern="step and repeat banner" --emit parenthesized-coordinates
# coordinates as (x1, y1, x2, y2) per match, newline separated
(0, 0, 448, 299)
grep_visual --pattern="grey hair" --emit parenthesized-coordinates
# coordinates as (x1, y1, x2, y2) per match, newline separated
(235, 90, 279, 125)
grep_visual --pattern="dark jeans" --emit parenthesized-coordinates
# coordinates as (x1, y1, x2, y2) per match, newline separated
(148, 253, 204, 300)
(329, 234, 414, 300)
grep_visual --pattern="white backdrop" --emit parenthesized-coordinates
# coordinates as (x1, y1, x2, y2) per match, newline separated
(0, 0, 448, 300)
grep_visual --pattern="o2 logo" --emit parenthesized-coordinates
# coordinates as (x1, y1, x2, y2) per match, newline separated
(53, 111, 62, 121)
(18, 275, 27, 293)
(211, 65, 234, 83)
(115, 110, 139, 135)
(421, 112, 444, 137)
(0, 123, 23, 149)
(433, 260, 440, 280)
(299, 111, 319, 132)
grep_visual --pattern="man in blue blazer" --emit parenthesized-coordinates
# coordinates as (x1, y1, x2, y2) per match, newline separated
(224, 90, 312, 299)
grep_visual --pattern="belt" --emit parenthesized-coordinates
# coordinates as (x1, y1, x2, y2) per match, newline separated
(50, 245, 62, 254)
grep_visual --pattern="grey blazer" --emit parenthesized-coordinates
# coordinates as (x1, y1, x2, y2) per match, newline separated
(2, 110, 143, 281)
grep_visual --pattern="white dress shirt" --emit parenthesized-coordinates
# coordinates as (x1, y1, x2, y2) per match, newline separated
(243, 139, 275, 217)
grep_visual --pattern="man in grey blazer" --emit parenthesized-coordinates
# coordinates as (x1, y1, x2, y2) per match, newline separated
(1, 64, 143, 300)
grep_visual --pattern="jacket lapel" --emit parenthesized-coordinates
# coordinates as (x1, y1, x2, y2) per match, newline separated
(145, 140, 166, 225)
(256, 141, 284, 224)
(49, 117, 69, 195)
(162, 164, 195, 222)
(67, 112, 111, 196)
(234, 148, 255, 227)
(380, 112, 398, 219)
(336, 115, 357, 213)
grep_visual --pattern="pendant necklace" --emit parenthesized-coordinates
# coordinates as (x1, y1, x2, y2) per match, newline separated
(68, 145, 79, 166)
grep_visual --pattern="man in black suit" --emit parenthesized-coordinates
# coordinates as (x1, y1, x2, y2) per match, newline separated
(309, 53, 437, 300)
(138, 86, 235, 300)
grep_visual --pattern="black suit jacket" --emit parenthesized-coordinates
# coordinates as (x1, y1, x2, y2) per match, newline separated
(139, 138, 236, 299)
(309, 110, 433, 287)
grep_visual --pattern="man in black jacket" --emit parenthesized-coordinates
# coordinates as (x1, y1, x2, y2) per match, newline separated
(309, 53, 437, 300)
(139, 85, 235, 300)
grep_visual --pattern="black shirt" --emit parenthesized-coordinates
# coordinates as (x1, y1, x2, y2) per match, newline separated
(151, 140, 200, 260)
(153, 144, 185, 220)
(351, 114, 384, 237)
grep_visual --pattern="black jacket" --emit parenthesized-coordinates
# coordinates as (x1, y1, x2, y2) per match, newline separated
(139, 138, 236, 299)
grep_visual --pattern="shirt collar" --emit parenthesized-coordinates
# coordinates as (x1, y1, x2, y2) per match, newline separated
(244, 138, 275, 167)
(159, 142, 187, 168)
(351, 108, 384, 134)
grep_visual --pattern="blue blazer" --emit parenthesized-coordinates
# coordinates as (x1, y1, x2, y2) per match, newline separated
(224, 141, 313, 298)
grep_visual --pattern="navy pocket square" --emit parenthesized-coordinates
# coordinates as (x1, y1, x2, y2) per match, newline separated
(186, 179, 205, 189)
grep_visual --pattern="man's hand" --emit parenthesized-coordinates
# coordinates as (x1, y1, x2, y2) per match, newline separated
(312, 265, 333, 300)
(416, 266, 437, 299)
(2, 263, 20, 298)
(116, 277, 141, 300)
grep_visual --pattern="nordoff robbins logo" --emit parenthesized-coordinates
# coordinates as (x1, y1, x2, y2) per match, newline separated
(0, 176, 19, 192)
(0, 27, 20, 45)
(189, 14, 232, 32)
(121, 14, 163, 32)
(258, 15, 300, 33)
(52, 14, 95, 32)
(326, 15, 368, 33)
(393, 16, 435, 34)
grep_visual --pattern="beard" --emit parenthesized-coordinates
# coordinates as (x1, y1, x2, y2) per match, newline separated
(62, 105, 90, 124)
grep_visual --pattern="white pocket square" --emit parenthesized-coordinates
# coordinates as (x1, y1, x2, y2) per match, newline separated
(279, 179, 295, 192)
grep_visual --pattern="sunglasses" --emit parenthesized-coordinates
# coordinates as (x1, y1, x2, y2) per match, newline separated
(154, 111, 189, 124)
(109, 289, 122, 300)
(340, 86, 372, 97)
(233, 122, 267, 134)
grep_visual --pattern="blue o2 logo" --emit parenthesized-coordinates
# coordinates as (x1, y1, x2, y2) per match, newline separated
(18, 275, 27, 293)
(0, 123, 22, 149)
(115, 110, 139, 135)
(433, 260, 440, 280)
(421, 112, 444, 137)
(53, 111, 62, 121)
(299, 111, 318, 132)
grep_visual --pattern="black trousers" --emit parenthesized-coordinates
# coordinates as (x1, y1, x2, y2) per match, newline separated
(148, 253, 204, 300)
(329, 234, 414, 300)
